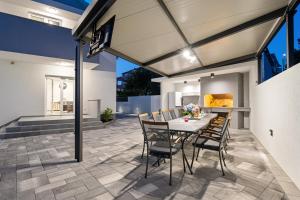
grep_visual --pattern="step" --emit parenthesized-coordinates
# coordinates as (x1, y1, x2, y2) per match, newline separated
(6, 121, 102, 133)
(0, 124, 104, 139)
(17, 117, 98, 126)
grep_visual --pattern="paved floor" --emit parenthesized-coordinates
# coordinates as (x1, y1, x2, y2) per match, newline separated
(0, 117, 299, 200)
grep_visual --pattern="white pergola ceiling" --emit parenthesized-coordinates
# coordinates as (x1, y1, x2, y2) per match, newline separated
(77, 0, 289, 76)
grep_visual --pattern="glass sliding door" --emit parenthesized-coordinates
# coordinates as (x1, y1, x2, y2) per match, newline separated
(46, 76, 74, 115)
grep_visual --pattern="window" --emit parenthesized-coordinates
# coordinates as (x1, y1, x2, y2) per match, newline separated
(29, 12, 62, 26)
(292, 3, 300, 65)
(259, 22, 287, 83)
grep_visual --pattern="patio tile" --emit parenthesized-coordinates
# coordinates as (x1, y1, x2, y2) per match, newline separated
(0, 117, 299, 200)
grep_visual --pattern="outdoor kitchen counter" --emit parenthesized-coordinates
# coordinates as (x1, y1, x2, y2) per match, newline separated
(201, 107, 251, 112)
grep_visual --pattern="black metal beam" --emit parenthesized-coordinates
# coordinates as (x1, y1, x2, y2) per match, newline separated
(75, 40, 83, 162)
(169, 53, 256, 77)
(105, 47, 169, 77)
(144, 6, 287, 66)
(156, 0, 204, 66)
(72, 0, 117, 40)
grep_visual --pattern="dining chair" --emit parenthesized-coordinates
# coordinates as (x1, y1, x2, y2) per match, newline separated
(141, 120, 181, 185)
(169, 109, 177, 119)
(191, 118, 230, 176)
(162, 110, 172, 121)
(138, 113, 151, 159)
(152, 111, 163, 122)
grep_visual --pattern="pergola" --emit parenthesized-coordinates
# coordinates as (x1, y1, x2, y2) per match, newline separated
(71, 0, 294, 161)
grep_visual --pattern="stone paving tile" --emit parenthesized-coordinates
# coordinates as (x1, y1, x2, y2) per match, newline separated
(1, 117, 300, 200)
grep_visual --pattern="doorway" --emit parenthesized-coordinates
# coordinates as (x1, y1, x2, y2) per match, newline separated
(46, 76, 75, 115)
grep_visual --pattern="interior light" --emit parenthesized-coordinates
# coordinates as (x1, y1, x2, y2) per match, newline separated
(211, 73, 215, 79)
(184, 81, 187, 84)
(198, 78, 201, 82)
(47, 7, 58, 14)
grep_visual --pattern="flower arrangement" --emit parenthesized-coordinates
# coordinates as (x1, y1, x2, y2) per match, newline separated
(183, 103, 200, 117)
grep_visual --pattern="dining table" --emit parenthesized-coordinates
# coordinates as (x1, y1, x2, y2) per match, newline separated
(167, 113, 218, 174)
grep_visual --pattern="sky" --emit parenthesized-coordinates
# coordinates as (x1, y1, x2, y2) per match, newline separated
(267, 4, 299, 66)
(116, 58, 139, 77)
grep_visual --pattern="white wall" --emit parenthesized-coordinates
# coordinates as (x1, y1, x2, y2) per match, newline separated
(249, 61, 300, 189)
(0, 60, 116, 125)
(117, 95, 160, 114)
(161, 81, 175, 110)
(175, 82, 200, 96)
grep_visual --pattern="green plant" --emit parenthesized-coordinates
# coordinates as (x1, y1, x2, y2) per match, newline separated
(101, 108, 113, 122)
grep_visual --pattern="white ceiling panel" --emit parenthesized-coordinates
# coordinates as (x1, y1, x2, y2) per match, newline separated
(194, 20, 276, 66)
(149, 53, 200, 75)
(164, 0, 288, 43)
(96, 0, 187, 63)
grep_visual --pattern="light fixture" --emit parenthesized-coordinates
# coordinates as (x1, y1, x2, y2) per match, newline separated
(184, 81, 187, 84)
(46, 7, 58, 14)
(198, 78, 201, 82)
(182, 49, 191, 58)
(182, 48, 197, 63)
(210, 73, 215, 79)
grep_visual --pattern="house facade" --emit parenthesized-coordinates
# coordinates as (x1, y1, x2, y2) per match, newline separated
(0, 0, 117, 125)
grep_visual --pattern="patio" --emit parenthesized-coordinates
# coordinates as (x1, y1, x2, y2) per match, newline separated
(1, 117, 299, 200)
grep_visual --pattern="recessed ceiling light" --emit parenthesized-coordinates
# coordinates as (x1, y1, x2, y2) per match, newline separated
(182, 49, 197, 63)
(47, 7, 58, 14)
(182, 49, 191, 58)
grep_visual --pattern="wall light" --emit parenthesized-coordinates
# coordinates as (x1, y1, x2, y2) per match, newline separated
(184, 81, 187, 84)
(198, 78, 201, 82)
(210, 73, 215, 79)
(47, 7, 58, 14)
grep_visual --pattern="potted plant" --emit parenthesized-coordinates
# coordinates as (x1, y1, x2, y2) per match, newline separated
(101, 108, 113, 122)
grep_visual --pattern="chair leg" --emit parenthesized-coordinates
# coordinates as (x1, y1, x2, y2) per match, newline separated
(219, 150, 225, 176)
(191, 145, 197, 169)
(141, 142, 145, 159)
(145, 145, 149, 179)
(222, 150, 227, 167)
(169, 156, 172, 186)
(196, 147, 200, 161)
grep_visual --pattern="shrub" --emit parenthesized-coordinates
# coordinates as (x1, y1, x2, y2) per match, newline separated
(101, 108, 113, 122)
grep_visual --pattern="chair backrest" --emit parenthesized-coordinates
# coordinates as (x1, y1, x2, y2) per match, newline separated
(169, 109, 177, 119)
(141, 120, 171, 148)
(219, 118, 230, 148)
(162, 110, 172, 121)
(138, 113, 149, 127)
(152, 111, 163, 122)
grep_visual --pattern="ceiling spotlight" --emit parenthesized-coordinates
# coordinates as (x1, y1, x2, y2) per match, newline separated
(47, 7, 58, 14)
(182, 49, 191, 58)
(184, 81, 187, 84)
(210, 73, 215, 79)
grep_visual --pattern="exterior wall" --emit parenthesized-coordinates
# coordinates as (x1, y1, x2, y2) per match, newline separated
(0, 0, 79, 29)
(249, 61, 300, 189)
(160, 81, 175, 110)
(0, 60, 116, 125)
(0, 12, 96, 63)
(117, 95, 161, 114)
(175, 82, 200, 96)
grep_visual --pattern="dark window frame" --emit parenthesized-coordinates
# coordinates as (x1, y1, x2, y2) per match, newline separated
(258, 20, 287, 83)
(258, 0, 300, 84)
